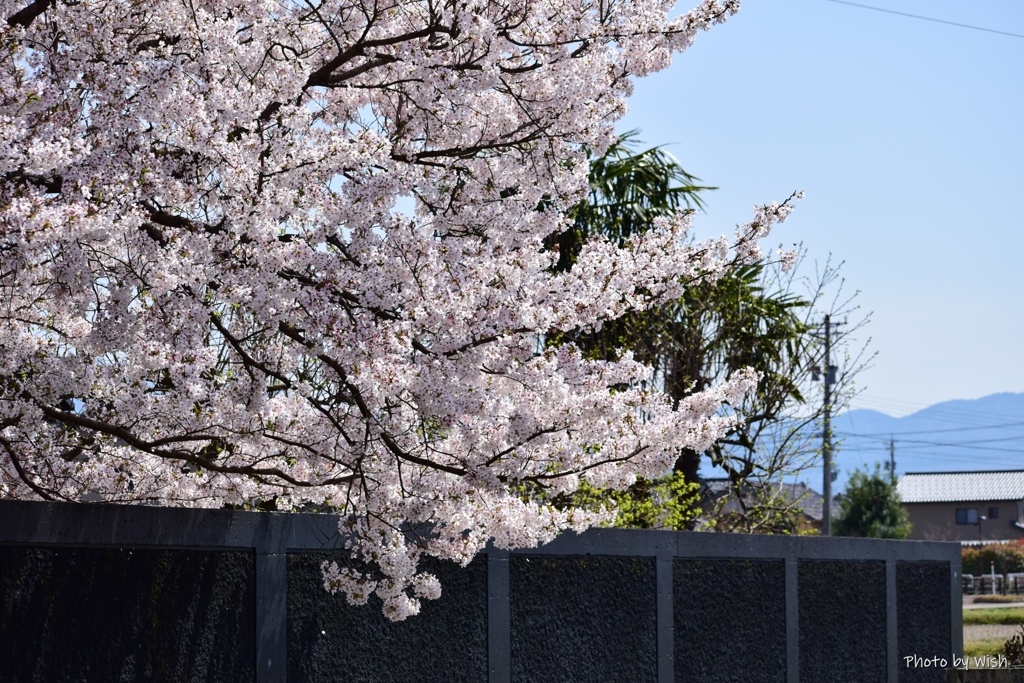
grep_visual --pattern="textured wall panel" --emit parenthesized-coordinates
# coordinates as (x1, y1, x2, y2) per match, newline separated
(286, 553, 487, 683)
(897, 561, 953, 683)
(0, 502, 961, 683)
(510, 555, 657, 683)
(799, 559, 887, 683)
(0, 546, 256, 683)
(674, 558, 786, 683)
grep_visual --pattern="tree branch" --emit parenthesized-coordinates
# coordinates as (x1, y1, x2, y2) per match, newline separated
(6, 0, 52, 27)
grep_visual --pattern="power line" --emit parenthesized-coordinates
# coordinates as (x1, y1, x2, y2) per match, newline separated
(911, 435, 1022, 447)
(837, 420, 1024, 438)
(824, 0, 1024, 40)
(834, 449, 1024, 469)
(836, 437, 1024, 455)
(893, 439, 1024, 454)
(842, 441, 1019, 455)
(901, 454, 1024, 465)
(837, 436, 1024, 452)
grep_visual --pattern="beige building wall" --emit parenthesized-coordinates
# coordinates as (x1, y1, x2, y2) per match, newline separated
(904, 500, 1024, 541)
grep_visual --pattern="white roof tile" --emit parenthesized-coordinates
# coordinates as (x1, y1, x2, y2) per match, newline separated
(897, 470, 1024, 504)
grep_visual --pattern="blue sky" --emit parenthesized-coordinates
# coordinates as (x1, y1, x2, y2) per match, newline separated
(617, 0, 1024, 417)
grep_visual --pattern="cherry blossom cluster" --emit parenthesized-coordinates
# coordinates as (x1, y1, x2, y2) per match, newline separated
(1, 0, 800, 619)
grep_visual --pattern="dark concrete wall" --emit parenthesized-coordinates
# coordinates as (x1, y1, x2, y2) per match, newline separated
(0, 501, 961, 683)
(674, 559, 787, 683)
(0, 546, 255, 683)
(286, 554, 488, 683)
(898, 562, 954, 683)
(509, 555, 658, 683)
(798, 560, 887, 683)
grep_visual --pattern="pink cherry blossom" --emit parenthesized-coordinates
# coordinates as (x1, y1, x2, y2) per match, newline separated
(2, 0, 796, 620)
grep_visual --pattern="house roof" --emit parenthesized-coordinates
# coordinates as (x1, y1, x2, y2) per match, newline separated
(701, 478, 836, 521)
(897, 470, 1024, 504)
(779, 482, 828, 521)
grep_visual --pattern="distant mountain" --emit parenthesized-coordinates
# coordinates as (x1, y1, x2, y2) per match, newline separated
(829, 393, 1024, 494)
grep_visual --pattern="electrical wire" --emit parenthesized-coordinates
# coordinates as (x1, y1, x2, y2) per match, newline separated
(884, 439, 1024, 454)
(824, 0, 1024, 40)
(837, 433, 1024, 451)
(838, 420, 1024, 437)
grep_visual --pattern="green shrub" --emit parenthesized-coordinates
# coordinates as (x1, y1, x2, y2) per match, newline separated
(1004, 625, 1024, 666)
(974, 595, 1024, 604)
(963, 541, 1024, 576)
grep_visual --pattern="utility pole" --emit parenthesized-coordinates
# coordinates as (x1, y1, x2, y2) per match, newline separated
(820, 315, 838, 536)
(888, 437, 896, 485)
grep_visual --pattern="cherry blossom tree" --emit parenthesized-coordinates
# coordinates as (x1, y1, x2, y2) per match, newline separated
(1, 0, 798, 618)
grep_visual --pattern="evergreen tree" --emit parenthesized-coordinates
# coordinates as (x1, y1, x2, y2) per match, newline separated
(834, 466, 912, 539)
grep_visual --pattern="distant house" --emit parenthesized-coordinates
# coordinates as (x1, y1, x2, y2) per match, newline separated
(896, 470, 1024, 542)
(700, 478, 837, 533)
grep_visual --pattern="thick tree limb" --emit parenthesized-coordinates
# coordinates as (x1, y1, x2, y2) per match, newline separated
(6, 0, 52, 27)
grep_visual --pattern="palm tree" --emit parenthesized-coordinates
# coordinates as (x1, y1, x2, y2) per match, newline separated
(547, 132, 869, 532)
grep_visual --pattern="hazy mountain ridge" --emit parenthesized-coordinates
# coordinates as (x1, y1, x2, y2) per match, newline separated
(827, 393, 1024, 492)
